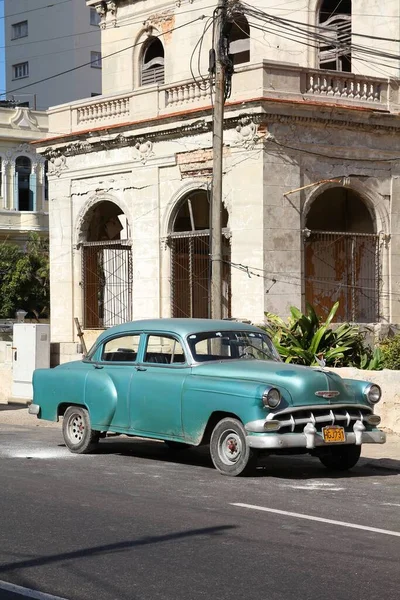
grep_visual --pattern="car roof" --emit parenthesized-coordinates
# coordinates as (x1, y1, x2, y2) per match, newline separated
(95, 318, 264, 343)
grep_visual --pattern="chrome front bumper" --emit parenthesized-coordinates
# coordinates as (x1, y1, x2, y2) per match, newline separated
(246, 424, 386, 450)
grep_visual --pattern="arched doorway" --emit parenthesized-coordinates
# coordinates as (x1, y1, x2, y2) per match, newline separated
(304, 187, 380, 322)
(81, 200, 132, 328)
(169, 190, 231, 318)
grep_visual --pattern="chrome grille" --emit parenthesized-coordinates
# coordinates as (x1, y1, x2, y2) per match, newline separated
(267, 405, 372, 434)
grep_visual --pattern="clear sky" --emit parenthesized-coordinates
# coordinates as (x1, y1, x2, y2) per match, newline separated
(0, 1, 5, 95)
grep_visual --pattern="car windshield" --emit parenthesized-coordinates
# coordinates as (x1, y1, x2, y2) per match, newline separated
(187, 330, 281, 363)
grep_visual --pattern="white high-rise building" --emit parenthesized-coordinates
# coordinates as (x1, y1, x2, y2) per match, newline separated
(4, 0, 102, 110)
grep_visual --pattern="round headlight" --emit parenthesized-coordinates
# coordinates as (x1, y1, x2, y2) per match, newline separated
(365, 383, 382, 405)
(262, 387, 281, 409)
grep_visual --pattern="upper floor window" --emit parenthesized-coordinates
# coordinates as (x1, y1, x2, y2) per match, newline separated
(12, 21, 28, 40)
(90, 51, 102, 69)
(13, 62, 29, 80)
(141, 38, 165, 86)
(16, 156, 33, 211)
(228, 15, 250, 66)
(318, 0, 351, 72)
(90, 7, 101, 26)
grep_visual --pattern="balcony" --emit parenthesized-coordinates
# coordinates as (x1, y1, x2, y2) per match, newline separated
(0, 210, 49, 234)
(47, 61, 398, 135)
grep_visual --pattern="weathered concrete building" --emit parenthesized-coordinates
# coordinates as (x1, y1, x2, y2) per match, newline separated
(34, 0, 400, 363)
(0, 104, 48, 244)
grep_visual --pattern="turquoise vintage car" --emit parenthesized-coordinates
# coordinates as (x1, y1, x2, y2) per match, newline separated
(30, 318, 386, 476)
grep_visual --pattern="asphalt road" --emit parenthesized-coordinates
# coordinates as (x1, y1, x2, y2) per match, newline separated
(0, 423, 399, 600)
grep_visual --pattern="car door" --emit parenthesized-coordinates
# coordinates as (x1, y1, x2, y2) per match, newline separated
(85, 333, 142, 430)
(129, 333, 189, 438)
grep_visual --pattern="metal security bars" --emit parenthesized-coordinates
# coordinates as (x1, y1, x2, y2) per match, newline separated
(82, 240, 132, 329)
(304, 230, 381, 323)
(170, 231, 231, 319)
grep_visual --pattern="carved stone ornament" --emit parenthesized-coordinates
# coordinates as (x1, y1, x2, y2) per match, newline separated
(106, 1, 117, 27)
(9, 108, 39, 130)
(95, 2, 107, 29)
(134, 139, 154, 164)
(47, 151, 67, 177)
(234, 117, 260, 150)
(64, 141, 92, 156)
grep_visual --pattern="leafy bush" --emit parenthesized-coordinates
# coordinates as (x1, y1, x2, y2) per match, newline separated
(262, 302, 383, 370)
(0, 233, 49, 319)
(379, 334, 400, 370)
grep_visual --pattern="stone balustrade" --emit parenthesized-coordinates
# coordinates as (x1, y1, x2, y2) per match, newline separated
(48, 62, 396, 135)
(305, 71, 383, 103)
(165, 81, 210, 108)
(76, 96, 130, 126)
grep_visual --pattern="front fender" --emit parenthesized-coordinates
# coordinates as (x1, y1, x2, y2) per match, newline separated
(182, 375, 271, 444)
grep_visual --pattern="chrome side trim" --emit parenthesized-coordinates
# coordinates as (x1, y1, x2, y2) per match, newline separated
(28, 404, 40, 415)
(246, 429, 386, 450)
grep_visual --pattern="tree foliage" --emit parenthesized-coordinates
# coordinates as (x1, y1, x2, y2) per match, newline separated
(262, 302, 383, 370)
(379, 334, 400, 370)
(0, 234, 49, 319)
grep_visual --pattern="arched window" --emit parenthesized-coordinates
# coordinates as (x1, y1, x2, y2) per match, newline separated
(141, 37, 165, 86)
(318, 0, 351, 72)
(304, 187, 379, 322)
(228, 15, 250, 65)
(169, 190, 231, 318)
(16, 156, 33, 211)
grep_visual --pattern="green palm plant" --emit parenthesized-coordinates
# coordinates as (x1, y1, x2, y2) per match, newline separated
(262, 302, 382, 369)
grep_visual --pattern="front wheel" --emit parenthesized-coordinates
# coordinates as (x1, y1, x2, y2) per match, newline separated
(62, 406, 99, 454)
(210, 418, 258, 476)
(318, 445, 361, 471)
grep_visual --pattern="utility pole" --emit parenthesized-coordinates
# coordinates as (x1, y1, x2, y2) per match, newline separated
(210, 0, 227, 320)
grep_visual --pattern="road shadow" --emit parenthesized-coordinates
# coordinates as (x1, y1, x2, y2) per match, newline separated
(0, 404, 26, 412)
(0, 525, 236, 575)
(59, 436, 400, 479)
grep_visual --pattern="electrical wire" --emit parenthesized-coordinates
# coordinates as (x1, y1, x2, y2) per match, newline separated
(0, 0, 72, 20)
(0, 14, 209, 98)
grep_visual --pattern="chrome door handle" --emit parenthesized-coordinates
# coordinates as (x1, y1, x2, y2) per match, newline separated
(94, 364, 103, 369)
(136, 366, 147, 372)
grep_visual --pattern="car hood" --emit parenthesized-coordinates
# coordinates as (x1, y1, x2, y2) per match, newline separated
(192, 359, 356, 406)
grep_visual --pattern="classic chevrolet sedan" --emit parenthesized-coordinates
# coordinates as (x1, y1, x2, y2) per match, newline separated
(30, 318, 386, 476)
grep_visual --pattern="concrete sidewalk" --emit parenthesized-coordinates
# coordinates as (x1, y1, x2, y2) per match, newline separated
(0, 404, 399, 471)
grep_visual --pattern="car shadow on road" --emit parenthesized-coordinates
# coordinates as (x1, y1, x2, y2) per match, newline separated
(71, 437, 400, 479)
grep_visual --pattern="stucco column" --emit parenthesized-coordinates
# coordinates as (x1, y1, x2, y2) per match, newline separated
(30, 163, 38, 212)
(389, 174, 400, 323)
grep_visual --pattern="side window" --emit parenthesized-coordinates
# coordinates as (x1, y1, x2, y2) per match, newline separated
(144, 335, 186, 365)
(102, 334, 140, 362)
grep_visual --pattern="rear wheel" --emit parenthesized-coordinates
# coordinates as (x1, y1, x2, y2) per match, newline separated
(210, 418, 258, 476)
(62, 406, 99, 454)
(318, 445, 361, 471)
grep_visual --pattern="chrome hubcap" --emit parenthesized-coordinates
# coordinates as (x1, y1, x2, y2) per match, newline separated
(68, 414, 85, 444)
(218, 430, 242, 465)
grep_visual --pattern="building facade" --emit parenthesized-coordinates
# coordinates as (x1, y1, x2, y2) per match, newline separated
(4, 0, 102, 110)
(34, 0, 400, 363)
(0, 104, 49, 244)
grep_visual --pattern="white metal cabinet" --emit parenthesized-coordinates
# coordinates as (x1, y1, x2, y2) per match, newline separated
(12, 324, 50, 399)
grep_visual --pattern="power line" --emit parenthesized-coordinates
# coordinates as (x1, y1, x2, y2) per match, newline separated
(0, 14, 209, 98)
(1, 0, 72, 21)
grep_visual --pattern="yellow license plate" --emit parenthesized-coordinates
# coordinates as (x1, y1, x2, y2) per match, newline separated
(322, 426, 346, 443)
